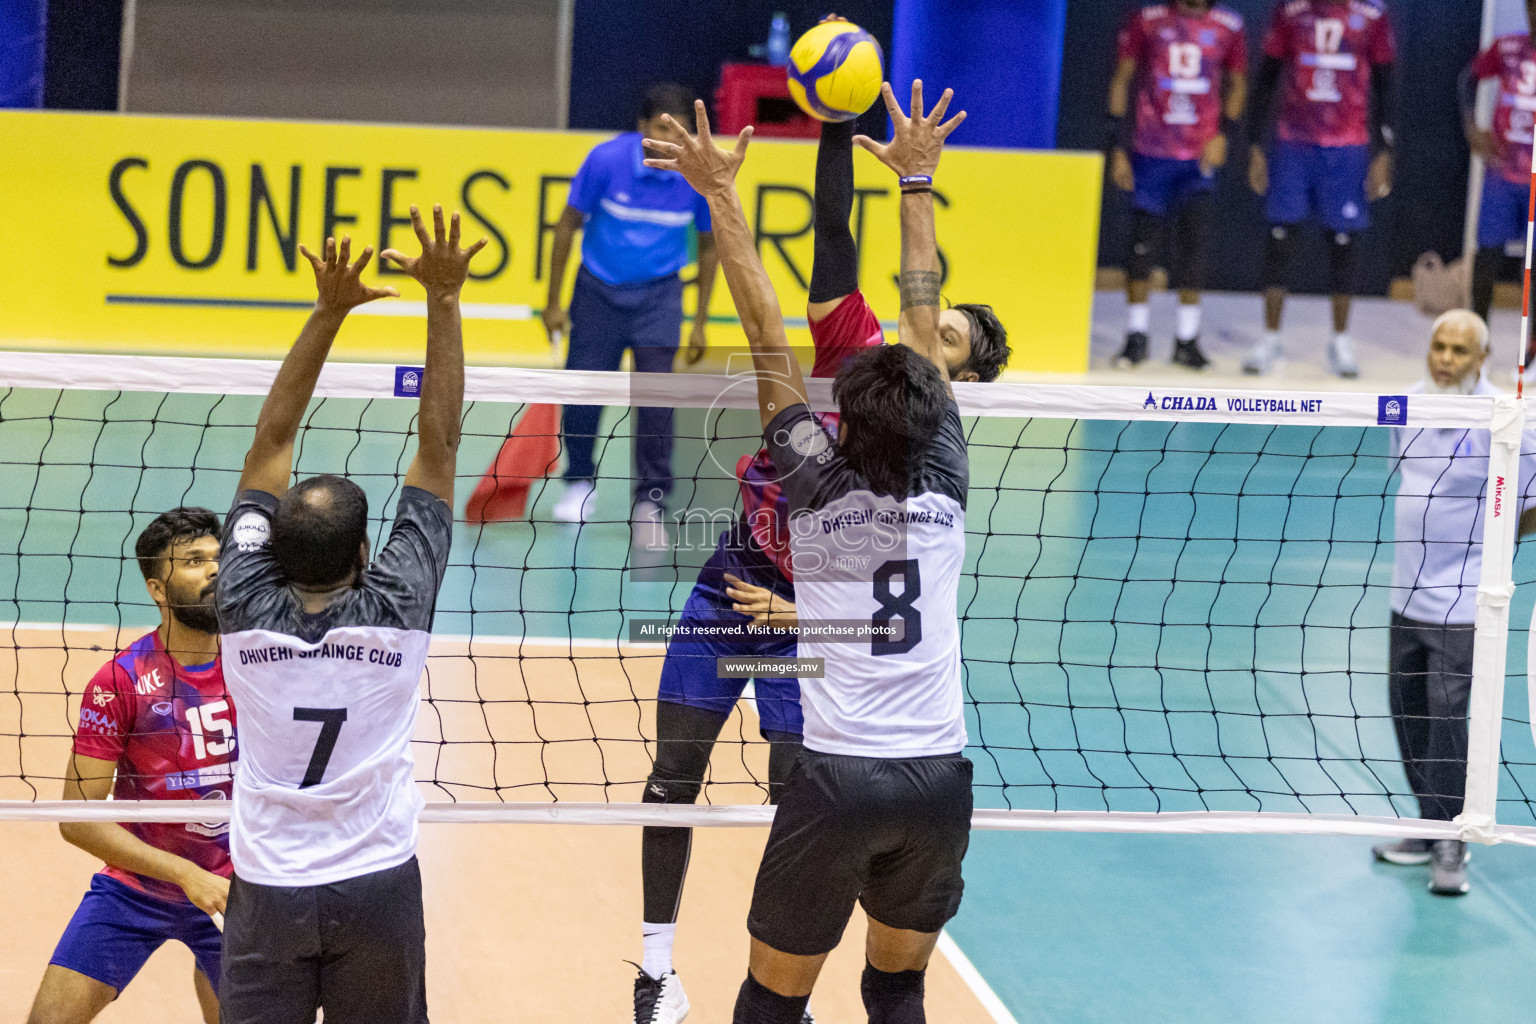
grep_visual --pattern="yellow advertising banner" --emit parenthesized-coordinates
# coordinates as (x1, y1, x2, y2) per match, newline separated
(0, 110, 1101, 373)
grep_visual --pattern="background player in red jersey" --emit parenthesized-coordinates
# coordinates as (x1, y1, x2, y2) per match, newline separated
(1245, 0, 1396, 378)
(1108, 0, 1248, 371)
(26, 507, 233, 1024)
(1463, 0, 1536, 333)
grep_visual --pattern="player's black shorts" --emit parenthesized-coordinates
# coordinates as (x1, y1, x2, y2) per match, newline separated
(220, 856, 427, 1024)
(747, 748, 973, 956)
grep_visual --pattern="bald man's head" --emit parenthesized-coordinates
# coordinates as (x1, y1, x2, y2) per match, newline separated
(271, 474, 370, 587)
(1427, 309, 1488, 393)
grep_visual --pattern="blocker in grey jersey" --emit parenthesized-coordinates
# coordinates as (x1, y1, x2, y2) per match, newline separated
(217, 486, 451, 886)
(763, 398, 969, 758)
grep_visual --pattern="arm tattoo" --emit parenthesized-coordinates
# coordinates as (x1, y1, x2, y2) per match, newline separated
(899, 270, 941, 311)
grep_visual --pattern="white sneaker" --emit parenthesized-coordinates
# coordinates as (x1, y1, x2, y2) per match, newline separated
(632, 968, 689, 1024)
(1243, 335, 1282, 376)
(1328, 335, 1360, 379)
(632, 499, 670, 553)
(552, 480, 595, 523)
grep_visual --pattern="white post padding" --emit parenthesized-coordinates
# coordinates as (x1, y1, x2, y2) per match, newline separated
(1459, 395, 1525, 842)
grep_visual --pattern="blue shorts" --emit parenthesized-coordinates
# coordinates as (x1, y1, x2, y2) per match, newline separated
(1266, 141, 1372, 233)
(1479, 174, 1531, 251)
(50, 874, 223, 995)
(1131, 154, 1216, 217)
(657, 524, 803, 736)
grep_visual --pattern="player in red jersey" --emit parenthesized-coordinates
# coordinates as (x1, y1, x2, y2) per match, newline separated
(26, 508, 233, 1024)
(1245, 0, 1396, 378)
(1108, 0, 1248, 370)
(1463, 0, 1536, 330)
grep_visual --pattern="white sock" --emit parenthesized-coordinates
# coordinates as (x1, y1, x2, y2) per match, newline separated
(1264, 330, 1281, 349)
(1127, 302, 1150, 334)
(1333, 331, 1349, 343)
(1175, 304, 1201, 342)
(641, 922, 677, 980)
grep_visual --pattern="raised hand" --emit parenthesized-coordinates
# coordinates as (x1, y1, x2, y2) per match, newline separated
(642, 99, 753, 198)
(853, 79, 966, 179)
(299, 236, 399, 315)
(382, 204, 488, 299)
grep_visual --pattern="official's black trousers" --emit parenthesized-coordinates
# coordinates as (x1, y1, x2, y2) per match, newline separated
(220, 856, 427, 1024)
(1388, 612, 1475, 822)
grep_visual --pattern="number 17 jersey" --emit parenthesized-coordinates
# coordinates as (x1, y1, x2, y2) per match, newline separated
(763, 399, 969, 759)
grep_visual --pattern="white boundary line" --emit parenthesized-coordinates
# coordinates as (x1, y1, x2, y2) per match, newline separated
(937, 931, 1019, 1024)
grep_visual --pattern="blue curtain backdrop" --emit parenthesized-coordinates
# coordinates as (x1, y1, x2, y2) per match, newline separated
(890, 0, 1068, 149)
(1, 0, 48, 107)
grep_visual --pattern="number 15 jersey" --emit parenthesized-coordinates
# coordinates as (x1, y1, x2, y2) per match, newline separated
(216, 486, 453, 887)
(764, 398, 969, 759)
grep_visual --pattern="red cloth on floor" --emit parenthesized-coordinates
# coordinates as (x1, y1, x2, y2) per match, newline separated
(464, 403, 561, 523)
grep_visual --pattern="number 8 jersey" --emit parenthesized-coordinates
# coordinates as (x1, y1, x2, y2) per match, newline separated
(764, 398, 969, 759)
(216, 486, 453, 887)
(1118, 4, 1248, 161)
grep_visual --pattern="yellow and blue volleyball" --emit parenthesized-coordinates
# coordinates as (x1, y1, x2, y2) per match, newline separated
(786, 21, 884, 123)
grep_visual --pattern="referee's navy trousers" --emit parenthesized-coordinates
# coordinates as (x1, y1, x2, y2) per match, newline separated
(562, 266, 683, 506)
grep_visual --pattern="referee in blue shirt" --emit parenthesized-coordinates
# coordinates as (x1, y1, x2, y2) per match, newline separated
(545, 83, 719, 542)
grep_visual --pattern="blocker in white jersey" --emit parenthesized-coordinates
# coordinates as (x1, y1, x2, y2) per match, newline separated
(213, 210, 487, 1024)
(217, 485, 450, 885)
(747, 396, 975, 957)
(765, 400, 969, 758)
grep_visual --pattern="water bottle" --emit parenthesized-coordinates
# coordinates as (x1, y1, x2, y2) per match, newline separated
(767, 12, 791, 66)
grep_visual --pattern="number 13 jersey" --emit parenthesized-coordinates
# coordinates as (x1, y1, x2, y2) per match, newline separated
(764, 398, 969, 759)
(216, 486, 453, 887)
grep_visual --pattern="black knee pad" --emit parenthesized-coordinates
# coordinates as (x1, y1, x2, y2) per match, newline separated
(1263, 224, 1296, 289)
(1169, 194, 1213, 293)
(1128, 209, 1160, 283)
(643, 773, 702, 805)
(861, 963, 926, 1023)
(1329, 232, 1358, 295)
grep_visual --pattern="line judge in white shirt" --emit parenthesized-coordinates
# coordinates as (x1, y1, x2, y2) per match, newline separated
(1372, 309, 1536, 897)
(214, 207, 484, 1024)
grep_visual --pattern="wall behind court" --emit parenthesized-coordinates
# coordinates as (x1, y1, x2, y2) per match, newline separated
(1059, 0, 1482, 297)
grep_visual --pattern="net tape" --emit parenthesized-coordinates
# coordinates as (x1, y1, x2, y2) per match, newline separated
(3, 350, 1536, 844)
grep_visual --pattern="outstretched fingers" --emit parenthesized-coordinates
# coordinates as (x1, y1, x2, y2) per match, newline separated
(298, 242, 324, 272)
(909, 78, 925, 121)
(349, 245, 375, 275)
(692, 98, 712, 144)
(463, 236, 489, 258)
(877, 81, 904, 123)
(928, 87, 954, 124)
(732, 125, 753, 160)
(432, 204, 447, 245)
(936, 109, 967, 141)
(409, 205, 431, 249)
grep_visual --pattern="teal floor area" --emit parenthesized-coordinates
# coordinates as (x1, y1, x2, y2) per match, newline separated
(4, 385, 1536, 1020)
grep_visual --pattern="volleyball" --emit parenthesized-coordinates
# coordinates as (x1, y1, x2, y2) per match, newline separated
(785, 20, 884, 123)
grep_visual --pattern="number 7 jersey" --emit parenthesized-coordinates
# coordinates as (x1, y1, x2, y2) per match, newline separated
(1119, 4, 1248, 161)
(215, 486, 453, 887)
(763, 399, 969, 759)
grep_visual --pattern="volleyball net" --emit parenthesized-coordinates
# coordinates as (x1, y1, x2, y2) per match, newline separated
(3, 351, 1536, 845)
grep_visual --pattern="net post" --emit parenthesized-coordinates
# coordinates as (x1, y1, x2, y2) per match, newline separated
(1458, 394, 1524, 844)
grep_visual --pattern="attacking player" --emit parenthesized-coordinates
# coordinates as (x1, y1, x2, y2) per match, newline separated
(26, 508, 232, 1024)
(1244, 0, 1396, 378)
(1108, 0, 1248, 370)
(1462, 0, 1536, 333)
(215, 210, 482, 1024)
(630, 32, 1008, 1024)
(645, 81, 974, 1024)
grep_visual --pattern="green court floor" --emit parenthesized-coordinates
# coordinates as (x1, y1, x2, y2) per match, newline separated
(3, 384, 1535, 1021)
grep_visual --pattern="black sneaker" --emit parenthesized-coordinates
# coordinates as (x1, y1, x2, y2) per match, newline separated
(1171, 337, 1210, 370)
(1113, 331, 1149, 368)
(1372, 838, 1433, 866)
(1428, 840, 1470, 897)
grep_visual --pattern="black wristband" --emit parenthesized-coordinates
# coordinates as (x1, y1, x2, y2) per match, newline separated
(901, 186, 933, 196)
(1107, 113, 1132, 154)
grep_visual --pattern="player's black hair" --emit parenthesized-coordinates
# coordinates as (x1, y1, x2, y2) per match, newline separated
(952, 302, 1011, 383)
(639, 82, 698, 124)
(271, 474, 370, 588)
(135, 507, 222, 581)
(833, 344, 950, 498)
